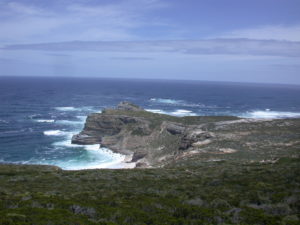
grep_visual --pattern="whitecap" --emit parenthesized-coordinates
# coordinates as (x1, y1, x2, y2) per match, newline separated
(170, 109, 197, 117)
(0, 119, 8, 124)
(244, 110, 300, 119)
(28, 114, 41, 119)
(36, 119, 55, 123)
(150, 98, 184, 105)
(145, 109, 168, 114)
(55, 107, 77, 111)
(50, 145, 130, 170)
(8, 132, 133, 169)
(149, 98, 215, 108)
(43, 130, 67, 136)
(55, 106, 95, 112)
(51, 131, 79, 147)
(146, 108, 197, 117)
(55, 120, 83, 126)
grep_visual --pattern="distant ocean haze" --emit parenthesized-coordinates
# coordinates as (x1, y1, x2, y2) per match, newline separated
(0, 77, 299, 169)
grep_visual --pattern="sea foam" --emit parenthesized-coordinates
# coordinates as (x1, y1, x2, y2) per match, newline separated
(55, 106, 95, 112)
(170, 109, 197, 117)
(51, 144, 129, 170)
(36, 119, 55, 123)
(146, 109, 197, 117)
(244, 110, 300, 119)
(55, 107, 77, 111)
(149, 98, 213, 108)
(150, 98, 184, 105)
(43, 130, 67, 136)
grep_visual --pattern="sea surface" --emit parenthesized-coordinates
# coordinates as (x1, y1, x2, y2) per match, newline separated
(0, 77, 300, 170)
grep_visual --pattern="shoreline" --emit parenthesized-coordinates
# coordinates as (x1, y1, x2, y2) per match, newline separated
(2, 116, 299, 170)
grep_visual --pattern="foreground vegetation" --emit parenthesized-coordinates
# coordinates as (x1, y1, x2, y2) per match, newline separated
(0, 156, 299, 224)
(1, 107, 300, 224)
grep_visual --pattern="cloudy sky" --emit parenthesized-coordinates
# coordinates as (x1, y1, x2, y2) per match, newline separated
(0, 0, 300, 84)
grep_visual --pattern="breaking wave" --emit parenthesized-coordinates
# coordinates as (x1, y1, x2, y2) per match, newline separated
(55, 107, 77, 111)
(49, 146, 129, 170)
(40, 114, 132, 170)
(43, 130, 67, 136)
(146, 109, 197, 117)
(36, 119, 55, 123)
(170, 109, 197, 116)
(243, 110, 300, 119)
(150, 98, 184, 105)
(55, 106, 95, 112)
(149, 98, 218, 108)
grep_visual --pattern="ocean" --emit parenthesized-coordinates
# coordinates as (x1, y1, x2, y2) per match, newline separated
(0, 77, 300, 170)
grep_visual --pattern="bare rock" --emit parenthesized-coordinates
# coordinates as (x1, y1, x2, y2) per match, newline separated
(117, 101, 144, 111)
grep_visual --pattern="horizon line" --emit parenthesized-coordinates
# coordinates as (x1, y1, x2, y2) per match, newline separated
(0, 75, 299, 87)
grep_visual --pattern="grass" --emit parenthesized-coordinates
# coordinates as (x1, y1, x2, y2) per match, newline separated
(1, 110, 299, 224)
(0, 157, 299, 224)
(102, 109, 239, 128)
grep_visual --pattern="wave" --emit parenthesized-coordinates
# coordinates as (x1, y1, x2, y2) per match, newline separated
(43, 130, 67, 136)
(150, 98, 184, 105)
(146, 109, 168, 114)
(36, 119, 55, 123)
(55, 120, 84, 126)
(55, 107, 78, 111)
(146, 109, 197, 117)
(55, 146, 132, 170)
(5, 146, 132, 170)
(170, 109, 197, 117)
(43, 143, 130, 170)
(55, 106, 95, 112)
(149, 98, 217, 108)
(243, 110, 300, 119)
(40, 126, 132, 169)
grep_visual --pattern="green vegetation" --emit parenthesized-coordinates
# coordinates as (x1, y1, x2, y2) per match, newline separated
(0, 156, 299, 224)
(1, 107, 300, 224)
(102, 109, 238, 128)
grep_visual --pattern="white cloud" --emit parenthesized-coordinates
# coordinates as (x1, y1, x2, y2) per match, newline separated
(6, 2, 47, 16)
(0, 0, 169, 44)
(221, 24, 300, 42)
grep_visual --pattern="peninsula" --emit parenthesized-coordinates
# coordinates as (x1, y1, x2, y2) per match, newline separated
(0, 102, 299, 224)
(72, 102, 300, 168)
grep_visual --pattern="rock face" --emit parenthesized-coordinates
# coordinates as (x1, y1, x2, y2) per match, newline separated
(72, 102, 300, 168)
(72, 102, 239, 167)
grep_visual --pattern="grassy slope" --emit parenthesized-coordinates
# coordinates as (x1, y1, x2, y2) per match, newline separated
(0, 157, 299, 225)
(1, 113, 299, 224)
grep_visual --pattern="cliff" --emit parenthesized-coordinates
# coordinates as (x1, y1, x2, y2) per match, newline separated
(72, 102, 300, 168)
(1, 102, 300, 224)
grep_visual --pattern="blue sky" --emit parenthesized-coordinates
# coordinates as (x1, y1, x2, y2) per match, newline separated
(0, 0, 300, 84)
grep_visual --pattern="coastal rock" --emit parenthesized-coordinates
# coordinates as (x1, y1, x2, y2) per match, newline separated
(72, 102, 240, 167)
(116, 101, 144, 111)
(75, 102, 300, 167)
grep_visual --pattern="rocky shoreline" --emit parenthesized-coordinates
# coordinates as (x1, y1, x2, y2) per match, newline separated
(1, 102, 299, 224)
(72, 102, 300, 168)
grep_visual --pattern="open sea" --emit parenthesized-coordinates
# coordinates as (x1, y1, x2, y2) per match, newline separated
(0, 77, 300, 170)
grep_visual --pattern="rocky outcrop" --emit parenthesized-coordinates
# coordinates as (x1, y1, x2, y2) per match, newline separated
(72, 102, 241, 167)
(73, 102, 300, 168)
(116, 101, 144, 111)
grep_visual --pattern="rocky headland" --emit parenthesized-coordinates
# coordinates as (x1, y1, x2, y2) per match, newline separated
(1, 101, 299, 224)
(72, 102, 300, 168)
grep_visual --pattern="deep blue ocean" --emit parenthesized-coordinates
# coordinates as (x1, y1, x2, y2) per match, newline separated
(1, 77, 300, 169)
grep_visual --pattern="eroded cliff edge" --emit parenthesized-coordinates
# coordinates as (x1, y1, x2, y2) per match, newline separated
(72, 102, 300, 167)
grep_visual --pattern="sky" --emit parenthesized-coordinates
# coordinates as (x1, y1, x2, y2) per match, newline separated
(0, 0, 300, 84)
